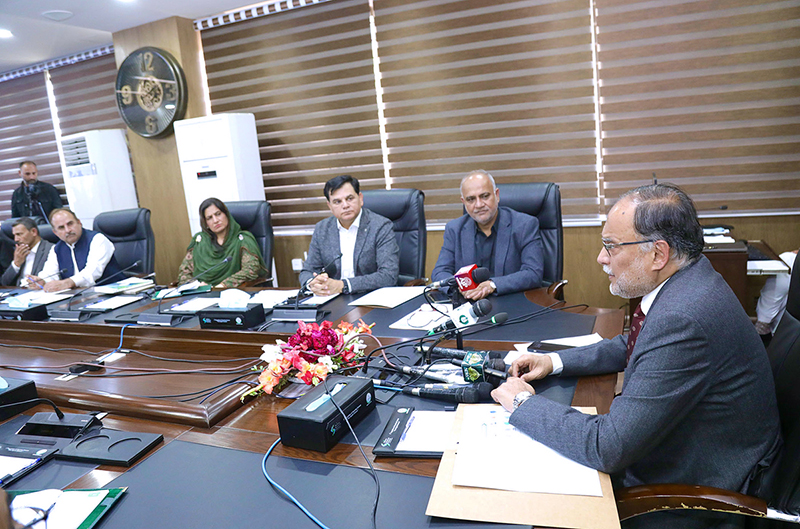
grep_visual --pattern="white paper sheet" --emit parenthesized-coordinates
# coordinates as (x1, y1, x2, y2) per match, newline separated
(451, 406, 602, 497)
(82, 295, 142, 311)
(166, 297, 220, 313)
(1, 291, 71, 306)
(395, 411, 456, 453)
(349, 286, 427, 308)
(0, 454, 38, 481)
(250, 289, 298, 308)
(11, 489, 109, 529)
(94, 277, 154, 294)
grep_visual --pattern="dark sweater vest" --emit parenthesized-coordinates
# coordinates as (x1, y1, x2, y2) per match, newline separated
(54, 229, 122, 283)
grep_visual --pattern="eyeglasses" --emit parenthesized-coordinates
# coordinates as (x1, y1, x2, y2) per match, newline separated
(601, 239, 656, 256)
(11, 503, 55, 528)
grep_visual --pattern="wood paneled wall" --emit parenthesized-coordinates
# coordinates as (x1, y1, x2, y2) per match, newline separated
(112, 17, 208, 283)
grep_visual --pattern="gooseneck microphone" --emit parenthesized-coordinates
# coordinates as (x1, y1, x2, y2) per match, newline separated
(137, 257, 232, 326)
(50, 260, 143, 321)
(400, 382, 493, 403)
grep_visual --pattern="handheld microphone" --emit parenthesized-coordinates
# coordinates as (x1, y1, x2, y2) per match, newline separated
(428, 265, 490, 290)
(428, 298, 493, 335)
(415, 344, 505, 361)
(454, 265, 491, 293)
(400, 382, 493, 403)
(452, 353, 509, 383)
(49, 261, 142, 321)
(138, 257, 232, 326)
(396, 365, 457, 384)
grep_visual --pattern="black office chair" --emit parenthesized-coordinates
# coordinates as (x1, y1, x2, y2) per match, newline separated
(362, 188, 426, 286)
(616, 262, 800, 526)
(93, 208, 155, 275)
(226, 200, 274, 285)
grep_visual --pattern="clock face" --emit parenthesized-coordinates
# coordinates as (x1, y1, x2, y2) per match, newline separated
(115, 47, 188, 138)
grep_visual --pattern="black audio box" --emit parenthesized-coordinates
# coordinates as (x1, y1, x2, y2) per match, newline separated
(0, 377, 38, 421)
(198, 304, 265, 329)
(277, 376, 376, 453)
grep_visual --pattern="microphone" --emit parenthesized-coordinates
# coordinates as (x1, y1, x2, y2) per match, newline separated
(400, 382, 493, 403)
(0, 398, 65, 419)
(50, 260, 143, 322)
(396, 365, 457, 384)
(415, 344, 505, 361)
(138, 257, 232, 326)
(428, 265, 490, 290)
(452, 354, 509, 384)
(429, 298, 493, 335)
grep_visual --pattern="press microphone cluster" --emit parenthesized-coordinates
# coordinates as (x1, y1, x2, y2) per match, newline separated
(401, 382, 493, 403)
(450, 357, 509, 384)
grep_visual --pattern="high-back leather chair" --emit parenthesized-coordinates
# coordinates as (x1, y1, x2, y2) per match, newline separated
(496, 183, 563, 287)
(226, 200, 274, 269)
(93, 208, 155, 275)
(362, 189, 426, 285)
(615, 262, 800, 526)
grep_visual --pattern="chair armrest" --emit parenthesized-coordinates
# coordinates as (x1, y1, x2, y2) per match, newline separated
(547, 279, 568, 300)
(615, 483, 768, 522)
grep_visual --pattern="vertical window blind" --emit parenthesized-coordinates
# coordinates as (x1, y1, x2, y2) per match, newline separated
(596, 0, 800, 215)
(202, 0, 383, 231)
(373, 0, 600, 223)
(0, 73, 62, 219)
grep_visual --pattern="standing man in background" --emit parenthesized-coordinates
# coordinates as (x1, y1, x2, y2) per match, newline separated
(11, 161, 63, 219)
(0, 218, 53, 286)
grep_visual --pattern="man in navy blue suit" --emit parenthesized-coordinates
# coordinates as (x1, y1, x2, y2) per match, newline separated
(431, 170, 544, 300)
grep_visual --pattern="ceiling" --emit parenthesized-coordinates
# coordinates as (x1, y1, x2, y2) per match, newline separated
(0, 0, 259, 74)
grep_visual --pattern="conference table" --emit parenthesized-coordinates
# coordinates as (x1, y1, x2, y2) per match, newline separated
(0, 286, 624, 528)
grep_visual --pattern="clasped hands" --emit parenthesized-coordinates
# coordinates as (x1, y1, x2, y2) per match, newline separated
(462, 279, 495, 301)
(306, 272, 344, 296)
(491, 353, 554, 412)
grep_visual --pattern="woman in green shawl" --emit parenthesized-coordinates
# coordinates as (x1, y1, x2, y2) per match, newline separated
(177, 198, 267, 288)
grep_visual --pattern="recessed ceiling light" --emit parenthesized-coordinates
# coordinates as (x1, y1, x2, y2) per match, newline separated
(117, 0, 136, 3)
(0, 29, 13, 39)
(41, 10, 74, 22)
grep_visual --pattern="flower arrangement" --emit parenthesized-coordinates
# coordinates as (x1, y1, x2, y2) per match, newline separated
(241, 320, 375, 399)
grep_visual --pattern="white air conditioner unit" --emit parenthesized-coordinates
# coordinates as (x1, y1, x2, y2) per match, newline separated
(60, 129, 138, 228)
(174, 113, 265, 235)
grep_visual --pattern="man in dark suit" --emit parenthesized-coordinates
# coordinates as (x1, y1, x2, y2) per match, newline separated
(1, 218, 54, 287)
(431, 170, 544, 300)
(10, 161, 63, 219)
(492, 184, 781, 528)
(299, 175, 399, 295)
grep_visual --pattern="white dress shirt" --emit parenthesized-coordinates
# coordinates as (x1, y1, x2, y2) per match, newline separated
(546, 277, 670, 375)
(39, 232, 116, 288)
(337, 209, 362, 291)
(10, 240, 40, 286)
(756, 251, 797, 333)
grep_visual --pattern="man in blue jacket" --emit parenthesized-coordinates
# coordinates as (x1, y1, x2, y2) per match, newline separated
(431, 170, 544, 300)
(30, 208, 121, 292)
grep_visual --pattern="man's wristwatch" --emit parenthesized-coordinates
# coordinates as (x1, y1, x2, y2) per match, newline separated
(512, 391, 533, 411)
(341, 280, 350, 295)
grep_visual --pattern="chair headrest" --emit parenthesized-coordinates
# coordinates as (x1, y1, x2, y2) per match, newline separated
(94, 209, 148, 238)
(787, 258, 800, 320)
(226, 201, 267, 229)
(362, 189, 423, 228)
(1, 217, 47, 239)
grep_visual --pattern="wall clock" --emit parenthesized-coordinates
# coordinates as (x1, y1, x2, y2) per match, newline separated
(115, 46, 188, 138)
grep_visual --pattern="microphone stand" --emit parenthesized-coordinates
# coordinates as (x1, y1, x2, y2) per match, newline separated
(137, 257, 232, 326)
(50, 260, 143, 322)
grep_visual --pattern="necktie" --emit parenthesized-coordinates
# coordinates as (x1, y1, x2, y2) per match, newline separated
(626, 304, 645, 365)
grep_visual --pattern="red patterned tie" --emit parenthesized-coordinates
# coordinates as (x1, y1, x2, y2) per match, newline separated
(626, 304, 645, 365)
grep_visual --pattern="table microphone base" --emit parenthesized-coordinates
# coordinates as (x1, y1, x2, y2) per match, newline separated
(136, 313, 179, 326)
(49, 310, 90, 322)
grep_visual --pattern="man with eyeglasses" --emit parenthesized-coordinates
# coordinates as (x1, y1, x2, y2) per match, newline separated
(431, 170, 544, 300)
(492, 183, 780, 528)
(299, 175, 399, 295)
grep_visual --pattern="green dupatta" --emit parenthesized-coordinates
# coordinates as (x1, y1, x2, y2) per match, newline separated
(187, 215, 265, 285)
